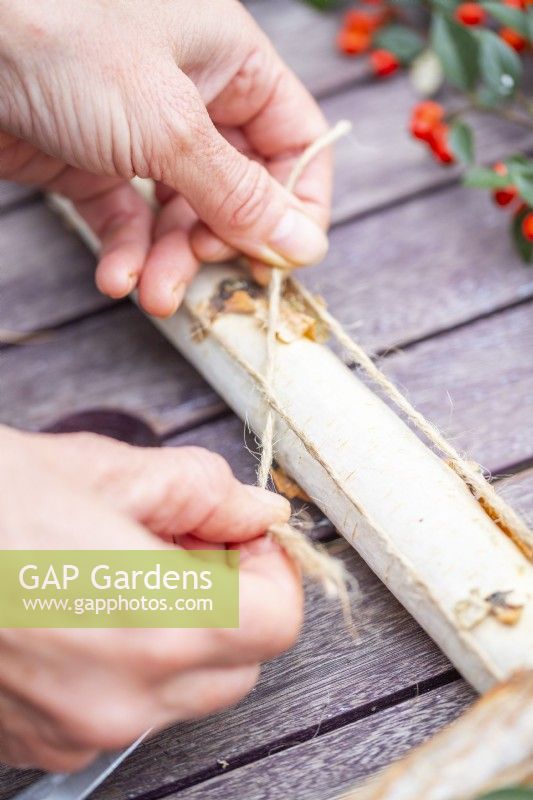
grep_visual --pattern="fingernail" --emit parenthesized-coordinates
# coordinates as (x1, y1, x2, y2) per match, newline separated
(239, 535, 280, 563)
(127, 272, 138, 294)
(249, 263, 272, 287)
(265, 208, 329, 267)
(244, 485, 291, 521)
(165, 282, 186, 317)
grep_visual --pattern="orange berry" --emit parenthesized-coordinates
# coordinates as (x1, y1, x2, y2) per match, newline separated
(493, 187, 518, 206)
(409, 101, 444, 141)
(428, 123, 455, 164)
(337, 28, 371, 55)
(500, 27, 528, 50)
(344, 8, 388, 32)
(370, 49, 400, 77)
(493, 161, 508, 176)
(522, 211, 533, 241)
(504, 0, 526, 8)
(454, 2, 487, 24)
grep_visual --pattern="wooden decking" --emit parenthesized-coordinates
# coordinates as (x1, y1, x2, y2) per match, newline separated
(1, 1, 532, 798)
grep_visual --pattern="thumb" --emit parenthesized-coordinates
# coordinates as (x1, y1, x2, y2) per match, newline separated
(153, 81, 329, 269)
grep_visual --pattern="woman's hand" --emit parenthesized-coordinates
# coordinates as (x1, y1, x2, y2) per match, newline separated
(0, 0, 331, 316)
(0, 426, 302, 771)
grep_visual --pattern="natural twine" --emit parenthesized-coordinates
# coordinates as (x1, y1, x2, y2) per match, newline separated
(47, 124, 532, 592)
(287, 275, 533, 560)
(195, 118, 532, 582)
(256, 121, 354, 606)
(257, 120, 352, 490)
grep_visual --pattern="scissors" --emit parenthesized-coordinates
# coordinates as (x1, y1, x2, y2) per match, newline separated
(11, 730, 151, 800)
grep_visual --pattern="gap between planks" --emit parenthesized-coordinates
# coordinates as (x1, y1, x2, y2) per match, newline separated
(104, 670, 461, 800)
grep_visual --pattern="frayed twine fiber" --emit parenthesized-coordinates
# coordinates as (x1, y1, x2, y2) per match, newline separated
(288, 275, 533, 560)
(255, 118, 532, 564)
(257, 122, 354, 607)
(191, 118, 532, 590)
(256, 120, 351, 492)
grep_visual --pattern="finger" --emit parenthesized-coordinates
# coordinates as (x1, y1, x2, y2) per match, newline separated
(154, 664, 259, 722)
(90, 188, 153, 299)
(132, 446, 291, 542)
(248, 262, 273, 287)
(7, 735, 97, 773)
(46, 167, 154, 298)
(0, 729, 97, 773)
(208, 49, 333, 230)
(0, 690, 98, 772)
(137, 228, 199, 317)
(154, 181, 176, 206)
(137, 194, 200, 316)
(154, 194, 198, 239)
(114, 537, 302, 674)
(189, 221, 239, 263)
(177, 537, 303, 667)
(34, 433, 290, 542)
(152, 71, 328, 270)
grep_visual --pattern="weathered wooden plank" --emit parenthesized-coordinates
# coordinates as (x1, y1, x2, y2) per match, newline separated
(1, 468, 530, 799)
(0, 541, 454, 800)
(2, 477, 529, 800)
(105, 681, 476, 800)
(302, 184, 533, 353)
(246, 0, 370, 97)
(1, 300, 530, 475)
(249, 0, 533, 223)
(0, 181, 35, 211)
(322, 82, 533, 225)
(3, 176, 533, 357)
(0, 202, 107, 332)
(381, 301, 533, 471)
(0, 305, 220, 436)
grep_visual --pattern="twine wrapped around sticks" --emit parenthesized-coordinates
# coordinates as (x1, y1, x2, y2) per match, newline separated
(255, 122, 353, 604)
(223, 117, 532, 586)
(257, 120, 352, 490)
(47, 121, 532, 595)
(287, 276, 533, 559)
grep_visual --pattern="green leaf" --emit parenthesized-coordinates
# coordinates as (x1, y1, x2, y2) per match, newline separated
(477, 788, 533, 799)
(505, 153, 531, 168)
(299, 0, 340, 8)
(478, 28, 522, 98)
(449, 120, 475, 164)
(431, 0, 461, 11)
(508, 163, 533, 205)
(373, 24, 425, 64)
(431, 14, 479, 90)
(463, 166, 509, 188)
(474, 86, 503, 108)
(481, 2, 530, 39)
(510, 206, 533, 264)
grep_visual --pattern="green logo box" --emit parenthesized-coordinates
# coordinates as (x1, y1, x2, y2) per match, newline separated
(0, 550, 239, 628)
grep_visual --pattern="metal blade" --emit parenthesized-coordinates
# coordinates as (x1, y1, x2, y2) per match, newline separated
(11, 729, 151, 800)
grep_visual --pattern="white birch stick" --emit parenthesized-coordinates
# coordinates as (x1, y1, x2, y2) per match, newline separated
(48, 195, 533, 694)
(348, 670, 533, 800)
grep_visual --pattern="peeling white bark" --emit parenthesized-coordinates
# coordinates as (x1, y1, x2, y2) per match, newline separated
(49, 194, 533, 694)
(350, 671, 533, 800)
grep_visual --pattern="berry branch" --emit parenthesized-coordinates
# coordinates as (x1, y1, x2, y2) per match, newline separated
(305, 0, 533, 262)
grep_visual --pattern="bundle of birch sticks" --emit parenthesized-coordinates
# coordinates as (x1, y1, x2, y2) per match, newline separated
(49, 130, 533, 797)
